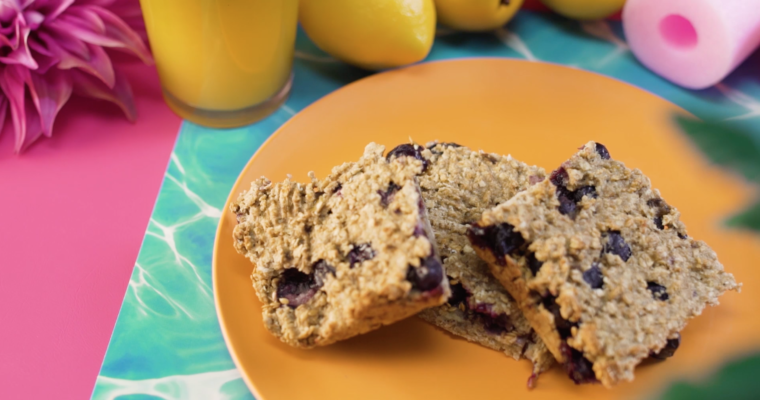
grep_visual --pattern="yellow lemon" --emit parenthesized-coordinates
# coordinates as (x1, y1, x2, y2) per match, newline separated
(540, 0, 625, 20)
(299, 0, 436, 71)
(435, 0, 525, 31)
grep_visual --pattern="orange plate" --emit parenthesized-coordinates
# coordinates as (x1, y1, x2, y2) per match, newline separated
(212, 59, 759, 400)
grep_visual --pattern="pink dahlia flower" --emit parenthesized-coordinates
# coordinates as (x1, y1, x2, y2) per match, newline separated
(0, 0, 152, 153)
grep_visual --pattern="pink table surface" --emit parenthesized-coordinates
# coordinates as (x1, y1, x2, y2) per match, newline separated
(0, 60, 181, 400)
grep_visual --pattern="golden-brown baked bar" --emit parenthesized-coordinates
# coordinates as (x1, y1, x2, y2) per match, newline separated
(387, 142, 555, 376)
(469, 141, 740, 387)
(231, 143, 449, 348)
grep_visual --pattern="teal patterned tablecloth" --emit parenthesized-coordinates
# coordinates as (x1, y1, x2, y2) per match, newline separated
(91, 11, 760, 400)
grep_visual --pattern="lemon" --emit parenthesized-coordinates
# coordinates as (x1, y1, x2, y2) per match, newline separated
(435, 0, 525, 32)
(539, 0, 625, 20)
(299, 0, 436, 70)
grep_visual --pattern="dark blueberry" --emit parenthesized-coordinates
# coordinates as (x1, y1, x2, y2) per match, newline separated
(472, 303, 493, 314)
(347, 243, 375, 268)
(647, 198, 663, 208)
(429, 142, 462, 149)
(653, 216, 664, 230)
(386, 143, 428, 171)
(332, 183, 342, 195)
(647, 281, 669, 301)
(449, 283, 514, 334)
(651, 334, 681, 360)
(678, 232, 688, 240)
(406, 255, 444, 292)
(312, 260, 335, 287)
(429, 142, 462, 154)
(527, 373, 538, 390)
(603, 231, 632, 262)
(594, 142, 611, 160)
(529, 175, 545, 185)
(550, 169, 596, 218)
(573, 186, 597, 201)
(482, 154, 499, 164)
(542, 296, 576, 339)
(556, 187, 578, 216)
(561, 343, 598, 384)
(469, 303, 514, 334)
(276, 268, 318, 308)
(648, 198, 671, 230)
(526, 252, 543, 276)
(467, 223, 526, 265)
(582, 263, 604, 289)
(378, 182, 400, 207)
(647, 198, 671, 212)
(478, 312, 514, 335)
(517, 333, 535, 347)
(447, 280, 469, 307)
(413, 223, 427, 237)
(550, 167, 570, 187)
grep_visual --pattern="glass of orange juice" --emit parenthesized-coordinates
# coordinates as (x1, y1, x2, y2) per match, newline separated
(139, 0, 298, 128)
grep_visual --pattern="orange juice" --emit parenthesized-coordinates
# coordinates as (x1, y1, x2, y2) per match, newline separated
(139, 0, 298, 127)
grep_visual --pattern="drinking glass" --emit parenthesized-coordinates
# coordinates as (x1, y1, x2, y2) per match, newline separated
(140, 0, 299, 127)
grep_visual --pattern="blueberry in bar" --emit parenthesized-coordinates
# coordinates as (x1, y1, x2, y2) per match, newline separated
(468, 141, 741, 387)
(231, 143, 449, 348)
(388, 142, 555, 378)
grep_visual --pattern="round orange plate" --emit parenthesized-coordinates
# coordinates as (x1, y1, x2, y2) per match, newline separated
(213, 58, 759, 400)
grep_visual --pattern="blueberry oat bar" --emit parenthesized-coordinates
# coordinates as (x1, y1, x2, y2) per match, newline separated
(232, 143, 450, 348)
(468, 141, 740, 387)
(387, 142, 555, 376)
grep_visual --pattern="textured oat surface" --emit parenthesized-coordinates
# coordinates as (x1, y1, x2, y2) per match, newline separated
(395, 142, 554, 372)
(471, 142, 741, 387)
(231, 143, 449, 348)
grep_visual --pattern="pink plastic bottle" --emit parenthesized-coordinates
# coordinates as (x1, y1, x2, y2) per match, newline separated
(624, 0, 760, 89)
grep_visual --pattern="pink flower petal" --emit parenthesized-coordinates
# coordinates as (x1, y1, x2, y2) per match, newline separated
(0, 25, 39, 69)
(39, 29, 90, 60)
(44, 0, 76, 21)
(23, 9, 43, 29)
(102, 1, 148, 44)
(72, 41, 114, 87)
(0, 0, 152, 153)
(32, 53, 58, 74)
(29, 69, 73, 137)
(0, 94, 9, 140)
(0, 65, 36, 153)
(28, 35, 52, 56)
(71, 67, 136, 122)
(0, 14, 23, 50)
(43, 34, 115, 88)
(20, 90, 44, 151)
(0, 1, 21, 22)
(28, 34, 61, 74)
(0, 30, 15, 48)
(45, 5, 151, 63)
(0, 65, 27, 151)
(64, 6, 107, 34)
(48, 9, 119, 48)
(90, 6, 152, 63)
